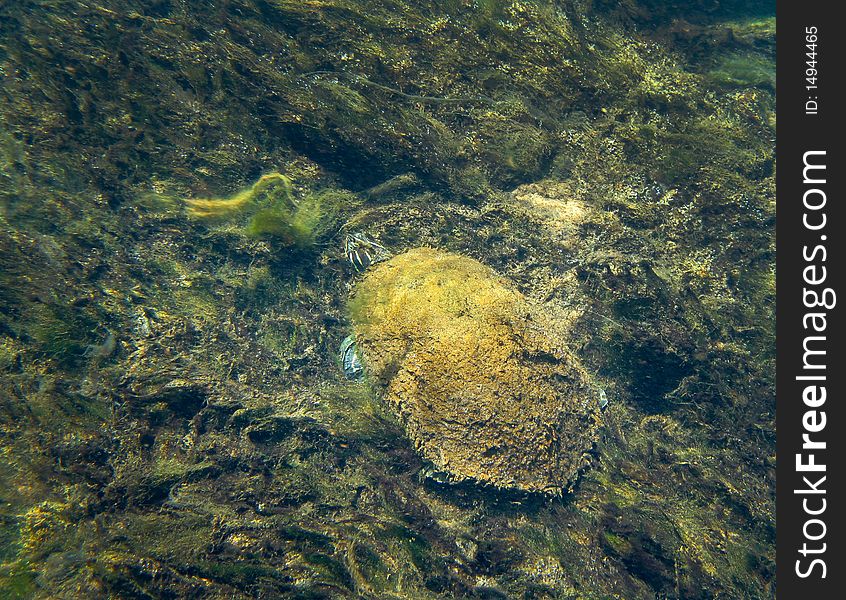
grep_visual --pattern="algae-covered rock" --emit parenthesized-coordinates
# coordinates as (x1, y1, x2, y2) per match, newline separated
(349, 248, 600, 494)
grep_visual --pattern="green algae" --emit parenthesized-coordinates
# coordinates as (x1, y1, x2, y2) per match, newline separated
(24, 303, 97, 368)
(248, 188, 352, 248)
(0, 563, 37, 599)
(706, 52, 776, 89)
(186, 173, 295, 220)
(184, 172, 352, 249)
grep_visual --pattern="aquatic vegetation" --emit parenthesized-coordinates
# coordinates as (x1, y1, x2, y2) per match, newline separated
(706, 52, 776, 89)
(0, 562, 37, 599)
(0, 0, 775, 597)
(0, 337, 19, 371)
(474, 105, 553, 186)
(349, 248, 601, 494)
(186, 172, 351, 249)
(185, 173, 294, 220)
(248, 188, 350, 247)
(316, 380, 403, 447)
(364, 173, 421, 201)
(25, 303, 96, 368)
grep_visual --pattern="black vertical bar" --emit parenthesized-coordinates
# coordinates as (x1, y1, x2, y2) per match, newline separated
(776, 1, 844, 597)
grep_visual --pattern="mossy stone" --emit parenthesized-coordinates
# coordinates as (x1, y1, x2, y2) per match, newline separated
(349, 248, 600, 494)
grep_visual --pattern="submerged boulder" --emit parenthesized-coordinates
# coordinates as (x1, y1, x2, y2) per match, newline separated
(348, 248, 600, 495)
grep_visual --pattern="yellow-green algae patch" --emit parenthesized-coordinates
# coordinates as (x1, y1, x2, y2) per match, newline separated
(349, 248, 600, 495)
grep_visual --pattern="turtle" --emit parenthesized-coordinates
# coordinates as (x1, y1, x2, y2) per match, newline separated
(344, 232, 391, 273)
(337, 238, 602, 495)
(339, 233, 392, 379)
(339, 334, 363, 380)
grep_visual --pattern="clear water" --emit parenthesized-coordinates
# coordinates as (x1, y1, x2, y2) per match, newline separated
(0, 1, 775, 597)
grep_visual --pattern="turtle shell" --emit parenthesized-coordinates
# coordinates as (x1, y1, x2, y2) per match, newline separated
(348, 248, 600, 495)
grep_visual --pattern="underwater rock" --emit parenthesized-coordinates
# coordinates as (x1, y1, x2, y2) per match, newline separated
(348, 248, 600, 494)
